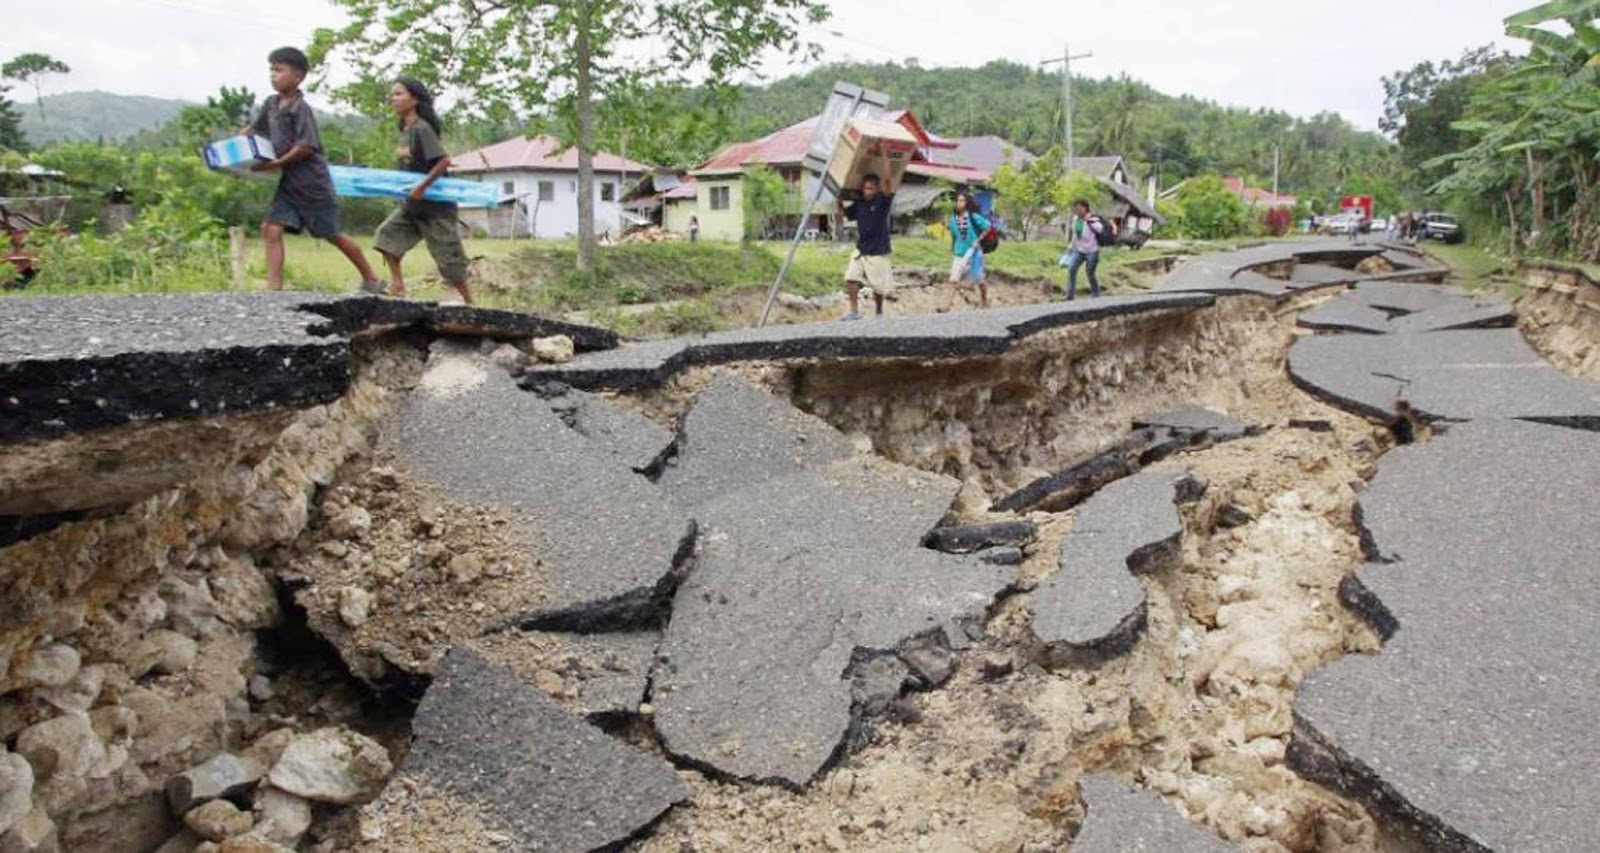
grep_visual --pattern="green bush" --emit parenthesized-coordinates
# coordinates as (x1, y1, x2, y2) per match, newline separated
(27, 197, 228, 291)
(1171, 174, 1253, 240)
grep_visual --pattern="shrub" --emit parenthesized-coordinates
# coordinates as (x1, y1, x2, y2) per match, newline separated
(1261, 206, 1294, 237)
(1173, 174, 1253, 240)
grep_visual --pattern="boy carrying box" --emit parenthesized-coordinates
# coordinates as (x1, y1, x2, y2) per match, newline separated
(245, 47, 382, 293)
(837, 146, 896, 321)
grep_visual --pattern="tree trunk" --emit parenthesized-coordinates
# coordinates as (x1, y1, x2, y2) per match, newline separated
(1526, 148, 1546, 246)
(574, 0, 596, 273)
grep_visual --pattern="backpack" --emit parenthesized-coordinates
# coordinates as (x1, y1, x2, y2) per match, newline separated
(1087, 214, 1117, 247)
(954, 213, 1002, 254)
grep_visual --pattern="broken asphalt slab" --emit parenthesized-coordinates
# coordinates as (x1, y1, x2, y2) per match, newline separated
(400, 647, 689, 851)
(0, 292, 616, 443)
(1298, 292, 1515, 336)
(386, 344, 694, 627)
(525, 293, 1215, 391)
(1384, 298, 1516, 334)
(1029, 468, 1195, 662)
(1347, 281, 1473, 316)
(1132, 405, 1258, 441)
(1297, 297, 1395, 335)
(526, 380, 674, 473)
(651, 376, 1014, 787)
(470, 629, 660, 720)
(1286, 328, 1600, 423)
(1073, 776, 1237, 852)
(1292, 420, 1600, 851)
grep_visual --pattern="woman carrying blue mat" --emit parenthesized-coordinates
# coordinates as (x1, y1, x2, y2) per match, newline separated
(372, 77, 474, 304)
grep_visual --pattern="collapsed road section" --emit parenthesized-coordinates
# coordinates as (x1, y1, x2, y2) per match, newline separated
(2, 238, 1597, 852)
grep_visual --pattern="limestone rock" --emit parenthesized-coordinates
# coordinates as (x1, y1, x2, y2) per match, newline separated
(208, 555, 282, 630)
(0, 805, 56, 853)
(488, 344, 527, 372)
(16, 643, 80, 690)
(33, 664, 107, 714)
(251, 788, 311, 845)
(159, 575, 225, 638)
(0, 752, 33, 837)
(166, 753, 264, 815)
(267, 728, 392, 805)
(337, 587, 373, 629)
(15, 713, 106, 800)
(218, 837, 293, 853)
(184, 800, 253, 843)
(128, 631, 199, 679)
(530, 335, 575, 364)
(325, 506, 372, 541)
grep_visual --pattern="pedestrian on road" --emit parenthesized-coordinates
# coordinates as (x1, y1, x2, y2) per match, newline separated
(247, 47, 383, 294)
(371, 77, 474, 304)
(838, 146, 897, 320)
(939, 190, 991, 313)
(689, 214, 699, 243)
(1061, 199, 1113, 300)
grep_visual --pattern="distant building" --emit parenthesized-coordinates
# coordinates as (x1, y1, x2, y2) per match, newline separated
(680, 110, 988, 241)
(449, 135, 654, 238)
(1223, 176, 1298, 208)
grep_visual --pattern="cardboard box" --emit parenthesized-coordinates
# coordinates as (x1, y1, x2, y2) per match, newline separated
(825, 118, 917, 198)
(201, 135, 276, 178)
(328, 165, 503, 207)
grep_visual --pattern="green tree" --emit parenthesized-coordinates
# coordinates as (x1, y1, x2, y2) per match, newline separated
(310, 0, 827, 273)
(993, 146, 1068, 241)
(1381, 46, 1507, 189)
(176, 86, 257, 147)
(741, 165, 788, 243)
(1173, 174, 1252, 240)
(0, 85, 25, 152)
(2, 53, 71, 122)
(1425, 0, 1600, 257)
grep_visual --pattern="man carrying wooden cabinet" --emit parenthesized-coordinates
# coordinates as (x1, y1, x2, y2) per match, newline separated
(838, 145, 896, 321)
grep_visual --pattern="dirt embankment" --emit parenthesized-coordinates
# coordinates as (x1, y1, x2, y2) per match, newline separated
(631, 292, 1414, 852)
(1515, 260, 1600, 380)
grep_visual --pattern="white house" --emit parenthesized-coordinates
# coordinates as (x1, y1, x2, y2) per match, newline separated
(450, 135, 655, 238)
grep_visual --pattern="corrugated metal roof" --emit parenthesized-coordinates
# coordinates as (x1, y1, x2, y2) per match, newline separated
(450, 135, 654, 174)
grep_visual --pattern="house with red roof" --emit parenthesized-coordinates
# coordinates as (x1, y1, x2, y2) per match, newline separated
(675, 110, 987, 241)
(449, 135, 655, 238)
(1222, 176, 1298, 208)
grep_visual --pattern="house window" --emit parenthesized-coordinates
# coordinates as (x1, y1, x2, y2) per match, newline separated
(501, 180, 515, 196)
(537, 181, 555, 202)
(710, 186, 731, 211)
(600, 182, 616, 202)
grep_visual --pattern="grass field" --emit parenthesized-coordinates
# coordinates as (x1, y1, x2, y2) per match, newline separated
(1417, 241, 1524, 299)
(8, 231, 1186, 337)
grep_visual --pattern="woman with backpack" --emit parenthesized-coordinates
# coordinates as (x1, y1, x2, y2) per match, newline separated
(938, 190, 992, 313)
(1061, 199, 1114, 300)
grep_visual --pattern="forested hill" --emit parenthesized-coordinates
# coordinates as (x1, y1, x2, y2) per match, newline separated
(18, 91, 190, 146)
(597, 60, 1397, 201)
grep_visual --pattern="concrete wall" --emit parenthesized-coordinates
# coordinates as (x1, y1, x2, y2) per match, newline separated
(690, 175, 746, 241)
(459, 169, 643, 239)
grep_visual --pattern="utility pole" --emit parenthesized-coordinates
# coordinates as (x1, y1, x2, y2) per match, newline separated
(1272, 144, 1281, 198)
(1040, 43, 1092, 172)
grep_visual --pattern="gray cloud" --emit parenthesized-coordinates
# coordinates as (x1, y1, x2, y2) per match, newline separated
(3, 0, 1529, 129)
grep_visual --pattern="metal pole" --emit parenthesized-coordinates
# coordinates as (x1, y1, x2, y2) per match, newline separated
(758, 91, 865, 327)
(1041, 47, 1091, 174)
(1064, 44, 1073, 172)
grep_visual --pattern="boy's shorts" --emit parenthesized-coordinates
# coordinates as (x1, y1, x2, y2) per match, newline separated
(948, 249, 985, 282)
(266, 193, 341, 240)
(374, 207, 469, 283)
(845, 251, 896, 293)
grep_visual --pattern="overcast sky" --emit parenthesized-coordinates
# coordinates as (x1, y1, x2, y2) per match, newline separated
(4, 0, 1530, 131)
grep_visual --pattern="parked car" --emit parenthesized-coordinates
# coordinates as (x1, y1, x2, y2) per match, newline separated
(1323, 213, 1363, 236)
(1420, 212, 1464, 244)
